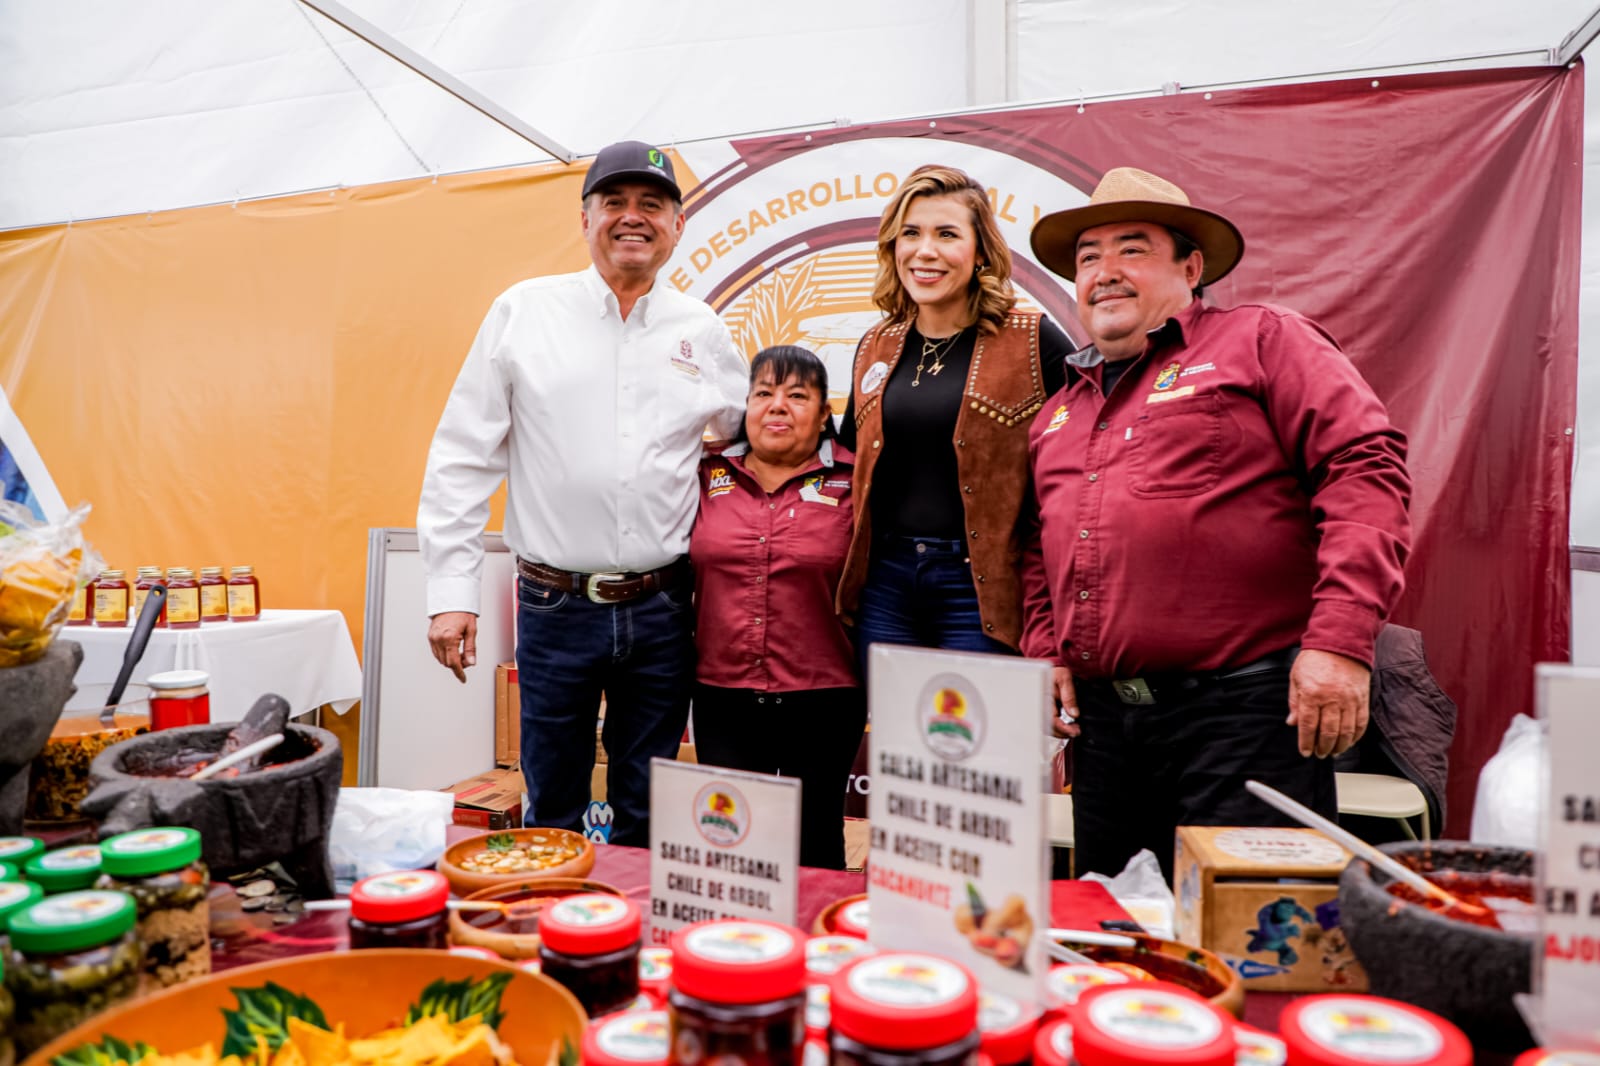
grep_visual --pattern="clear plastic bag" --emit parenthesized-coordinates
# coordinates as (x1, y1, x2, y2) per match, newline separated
(1470, 714, 1545, 847)
(0, 501, 103, 667)
(328, 787, 456, 892)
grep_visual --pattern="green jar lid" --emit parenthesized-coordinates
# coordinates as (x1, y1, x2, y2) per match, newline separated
(9, 890, 136, 955)
(100, 826, 201, 878)
(0, 879, 44, 926)
(0, 837, 44, 865)
(0, 862, 15, 882)
(24, 845, 103, 893)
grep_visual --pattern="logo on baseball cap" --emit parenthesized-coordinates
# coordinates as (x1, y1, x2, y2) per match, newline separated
(582, 141, 681, 201)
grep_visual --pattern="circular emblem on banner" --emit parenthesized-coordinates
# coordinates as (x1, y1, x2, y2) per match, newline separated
(917, 674, 985, 760)
(860, 361, 890, 395)
(693, 783, 751, 846)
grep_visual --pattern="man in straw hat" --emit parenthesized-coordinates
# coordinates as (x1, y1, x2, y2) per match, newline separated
(1022, 167, 1412, 880)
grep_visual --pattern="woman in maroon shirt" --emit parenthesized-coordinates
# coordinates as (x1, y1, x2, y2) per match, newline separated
(690, 345, 861, 869)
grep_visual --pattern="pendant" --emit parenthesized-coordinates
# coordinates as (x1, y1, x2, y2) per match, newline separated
(911, 379, 921, 387)
(928, 364, 943, 377)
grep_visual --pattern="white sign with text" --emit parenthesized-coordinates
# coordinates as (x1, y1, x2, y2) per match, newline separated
(648, 758, 800, 944)
(866, 645, 1052, 1010)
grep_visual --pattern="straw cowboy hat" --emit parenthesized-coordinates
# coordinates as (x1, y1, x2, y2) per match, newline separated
(1031, 167, 1245, 286)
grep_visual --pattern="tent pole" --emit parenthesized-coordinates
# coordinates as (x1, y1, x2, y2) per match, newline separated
(297, 0, 575, 164)
(1556, 4, 1600, 66)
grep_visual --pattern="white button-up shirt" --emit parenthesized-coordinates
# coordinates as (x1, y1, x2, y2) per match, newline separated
(419, 266, 746, 616)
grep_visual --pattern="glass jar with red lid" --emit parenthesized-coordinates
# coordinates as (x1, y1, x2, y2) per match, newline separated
(583, 1010, 671, 1066)
(1234, 1024, 1287, 1065)
(1032, 1019, 1076, 1066)
(806, 935, 877, 979)
(638, 947, 673, 1005)
(1279, 995, 1469, 1066)
(668, 919, 808, 1066)
(828, 953, 980, 1066)
(1515, 1052, 1600, 1066)
(978, 990, 1040, 1066)
(147, 670, 211, 730)
(538, 893, 643, 1018)
(1045, 963, 1130, 1018)
(834, 899, 869, 940)
(1069, 982, 1235, 1066)
(347, 870, 450, 950)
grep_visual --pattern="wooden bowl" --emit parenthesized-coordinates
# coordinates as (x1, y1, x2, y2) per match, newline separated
(438, 827, 595, 896)
(1054, 932, 1245, 1018)
(449, 876, 626, 960)
(812, 892, 867, 936)
(29, 949, 587, 1066)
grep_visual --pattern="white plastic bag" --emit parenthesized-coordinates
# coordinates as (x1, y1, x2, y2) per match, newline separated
(1081, 848, 1176, 939)
(328, 787, 455, 892)
(1470, 714, 1546, 847)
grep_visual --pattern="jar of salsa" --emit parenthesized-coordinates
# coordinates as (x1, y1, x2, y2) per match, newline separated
(24, 845, 103, 894)
(1045, 964, 1130, 1017)
(347, 870, 449, 950)
(228, 565, 261, 620)
(979, 990, 1040, 1066)
(1234, 1024, 1287, 1065)
(1279, 995, 1469, 1066)
(1069, 983, 1234, 1066)
(0, 837, 43, 868)
(828, 953, 980, 1066)
(1515, 1053, 1600, 1066)
(199, 567, 228, 622)
(147, 670, 212, 730)
(1032, 1019, 1075, 1066)
(539, 893, 643, 1018)
(67, 583, 89, 626)
(584, 1009, 671, 1066)
(806, 936, 877, 979)
(132, 567, 167, 627)
(835, 899, 869, 940)
(639, 947, 674, 1004)
(92, 570, 129, 627)
(8, 890, 141, 1057)
(165, 568, 200, 629)
(668, 919, 808, 1066)
(97, 827, 210, 993)
(0, 881, 44, 953)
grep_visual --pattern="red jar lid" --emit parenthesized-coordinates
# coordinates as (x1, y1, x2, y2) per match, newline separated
(1070, 982, 1235, 1066)
(979, 989, 1041, 1066)
(638, 947, 673, 996)
(806, 934, 878, 976)
(540, 893, 641, 956)
(1280, 996, 1470, 1066)
(1033, 1019, 1077, 1066)
(581, 1010, 669, 1066)
(349, 870, 449, 923)
(670, 920, 807, 1005)
(1235, 1024, 1287, 1065)
(830, 952, 979, 1052)
(1515, 1053, 1600, 1066)
(804, 1036, 829, 1066)
(834, 898, 870, 939)
(1046, 963, 1131, 1013)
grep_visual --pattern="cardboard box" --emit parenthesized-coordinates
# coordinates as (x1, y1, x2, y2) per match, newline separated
(494, 663, 519, 768)
(1174, 826, 1368, 993)
(443, 767, 524, 830)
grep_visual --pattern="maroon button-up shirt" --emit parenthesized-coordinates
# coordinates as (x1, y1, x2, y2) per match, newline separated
(1021, 300, 1411, 678)
(691, 439, 858, 691)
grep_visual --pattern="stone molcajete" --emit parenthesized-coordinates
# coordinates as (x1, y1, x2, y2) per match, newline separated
(80, 694, 342, 898)
(0, 639, 81, 834)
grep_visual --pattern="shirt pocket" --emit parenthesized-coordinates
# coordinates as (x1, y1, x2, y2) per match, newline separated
(1128, 392, 1223, 498)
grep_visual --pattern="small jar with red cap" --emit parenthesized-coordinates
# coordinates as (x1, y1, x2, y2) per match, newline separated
(1069, 981, 1236, 1066)
(979, 990, 1040, 1066)
(1234, 1024, 1287, 1065)
(667, 919, 808, 1066)
(834, 899, 870, 940)
(639, 947, 673, 1004)
(828, 952, 980, 1066)
(347, 870, 450, 951)
(1033, 1019, 1076, 1066)
(584, 1009, 670, 1066)
(807, 936, 877, 979)
(1045, 963, 1130, 1018)
(1515, 1052, 1600, 1066)
(539, 894, 644, 1018)
(1279, 995, 1469, 1066)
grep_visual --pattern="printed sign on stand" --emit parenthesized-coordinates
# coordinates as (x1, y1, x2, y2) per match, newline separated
(1534, 666, 1600, 1049)
(866, 645, 1052, 1010)
(648, 758, 800, 944)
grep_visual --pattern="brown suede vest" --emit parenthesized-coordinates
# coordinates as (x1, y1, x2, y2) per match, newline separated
(836, 310, 1046, 648)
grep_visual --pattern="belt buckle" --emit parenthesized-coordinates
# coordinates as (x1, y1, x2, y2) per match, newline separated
(584, 572, 626, 603)
(1114, 678, 1155, 706)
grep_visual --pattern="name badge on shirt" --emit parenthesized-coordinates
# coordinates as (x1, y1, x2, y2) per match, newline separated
(800, 475, 839, 506)
(1146, 385, 1195, 404)
(672, 338, 701, 377)
(860, 361, 890, 395)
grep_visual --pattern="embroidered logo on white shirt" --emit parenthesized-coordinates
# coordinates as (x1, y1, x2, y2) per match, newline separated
(672, 338, 700, 377)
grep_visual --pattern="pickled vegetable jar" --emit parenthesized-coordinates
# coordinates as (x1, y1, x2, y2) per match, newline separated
(24, 845, 102, 894)
(347, 869, 449, 950)
(0, 955, 13, 1066)
(97, 826, 210, 992)
(539, 893, 643, 1018)
(0, 881, 44, 953)
(828, 953, 980, 1066)
(0, 838, 43, 868)
(668, 920, 807, 1066)
(7, 889, 141, 1057)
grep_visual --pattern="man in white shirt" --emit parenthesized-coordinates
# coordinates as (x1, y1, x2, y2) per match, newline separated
(419, 141, 745, 846)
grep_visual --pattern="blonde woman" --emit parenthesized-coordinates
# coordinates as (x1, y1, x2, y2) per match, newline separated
(837, 165, 1073, 668)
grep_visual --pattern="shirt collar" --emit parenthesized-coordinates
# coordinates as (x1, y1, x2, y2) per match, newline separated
(722, 437, 838, 468)
(583, 265, 657, 325)
(1065, 298, 1205, 369)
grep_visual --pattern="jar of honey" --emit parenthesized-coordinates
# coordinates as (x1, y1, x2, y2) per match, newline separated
(132, 567, 167, 627)
(164, 568, 200, 629)
(93, 570, 130, 627)
(668, 920, 807, 1066)
(147, 670, 211, 730)
(67, 583, 89, 626)
(199, 567, 228, 623)
(228, 565, 261, 621)
(828, 953, 981, 1066)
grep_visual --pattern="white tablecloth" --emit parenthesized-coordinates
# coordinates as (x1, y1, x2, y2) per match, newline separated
(64, 609, 363, 723)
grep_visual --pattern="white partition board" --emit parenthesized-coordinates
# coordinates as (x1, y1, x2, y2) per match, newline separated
(360, 528, 516, 789)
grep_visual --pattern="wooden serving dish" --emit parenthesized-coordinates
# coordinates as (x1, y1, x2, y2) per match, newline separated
(449, 876, 626, 960)
(437, 826, 595, 896)
(1055, 931, 1245, 1018)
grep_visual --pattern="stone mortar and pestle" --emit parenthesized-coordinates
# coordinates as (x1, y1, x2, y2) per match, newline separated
(0, 638, 82, 834)
(80, 693, 344, 899)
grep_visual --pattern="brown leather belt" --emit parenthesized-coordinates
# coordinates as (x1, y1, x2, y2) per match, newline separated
(517, 556, 690, 605)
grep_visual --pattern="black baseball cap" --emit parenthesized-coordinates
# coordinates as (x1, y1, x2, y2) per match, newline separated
(580, 141, 682, 201)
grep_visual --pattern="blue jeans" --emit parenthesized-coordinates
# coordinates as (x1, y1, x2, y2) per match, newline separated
(516, 575, 694, 847)
(854, 536, 1014, 680)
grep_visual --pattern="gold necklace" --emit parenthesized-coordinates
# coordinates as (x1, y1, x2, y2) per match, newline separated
(912, 328, 965, 387)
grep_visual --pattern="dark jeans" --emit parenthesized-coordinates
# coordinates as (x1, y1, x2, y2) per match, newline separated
(1071, 667, 1337, 883)
(692, 684, 867, 870)
(516, 575, 695, 848)
(854, 536, 1014, 680)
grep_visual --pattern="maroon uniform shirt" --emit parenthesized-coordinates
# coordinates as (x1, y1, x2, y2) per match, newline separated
(1022, 300, 1411, 678)
(691, 439, 858, 691)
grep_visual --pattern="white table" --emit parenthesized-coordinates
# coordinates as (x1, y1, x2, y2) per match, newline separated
(63, 609, 363, 723)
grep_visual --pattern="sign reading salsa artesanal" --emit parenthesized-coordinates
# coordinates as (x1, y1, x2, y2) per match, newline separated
(866, 645, 1051, 1011)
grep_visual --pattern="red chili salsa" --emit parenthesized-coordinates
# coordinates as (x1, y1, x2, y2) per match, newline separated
(1383, 869, 1536, 930)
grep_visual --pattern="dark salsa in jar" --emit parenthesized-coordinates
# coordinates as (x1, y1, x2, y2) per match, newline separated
(7, 890, 141, 1058)
(347, 870, 450, 950)
(828, 953, 981, 1066)
(668, 920, 808, 1066)
(538, 893, 643, 1018)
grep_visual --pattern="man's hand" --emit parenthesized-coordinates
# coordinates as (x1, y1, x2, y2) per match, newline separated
(1050, 666, 1080, 738)
(1287, 649, 1370, 758)
(428, 611, 479, 684)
